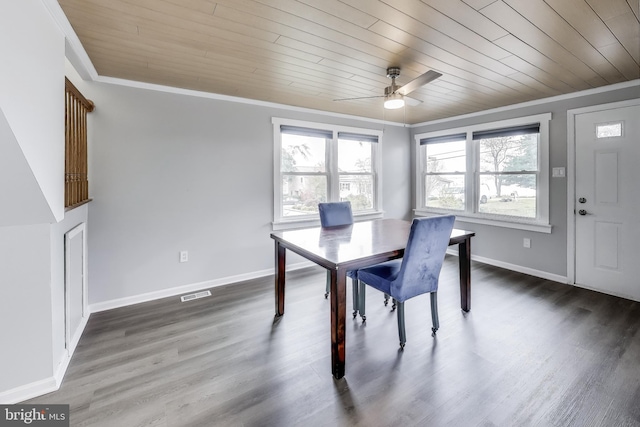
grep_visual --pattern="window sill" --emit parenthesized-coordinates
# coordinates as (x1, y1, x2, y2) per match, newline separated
(414, 209, 552, 233)
(272, 210, 384, 231)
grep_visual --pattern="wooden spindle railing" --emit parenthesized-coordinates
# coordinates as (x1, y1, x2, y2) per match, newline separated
(65, 78, 94, 209)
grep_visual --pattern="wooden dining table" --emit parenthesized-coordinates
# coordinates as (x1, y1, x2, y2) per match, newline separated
(270, 218, 475, 379)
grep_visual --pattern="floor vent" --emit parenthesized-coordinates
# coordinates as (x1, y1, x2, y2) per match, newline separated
(180, 290, 212, 302)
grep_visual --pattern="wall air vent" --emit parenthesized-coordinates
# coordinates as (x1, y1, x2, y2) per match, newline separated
(180, 290, 212, 302)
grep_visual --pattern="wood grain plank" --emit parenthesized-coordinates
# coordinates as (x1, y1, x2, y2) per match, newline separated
(603, 11, 640, 63)
(494, 35, 593, 91)
(23, 262, 640, 426)
(504, 0, 627, 84)
(544, 0, 640, 80)
(480, 0, 607, 87)
(419, 0, 509, 41)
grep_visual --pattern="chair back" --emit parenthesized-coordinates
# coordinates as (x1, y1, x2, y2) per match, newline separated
(391, 215, 455, 301)
(318, 202, 353, 227)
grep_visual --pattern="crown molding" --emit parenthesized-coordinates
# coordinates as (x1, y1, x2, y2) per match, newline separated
(410, 79, 640, 128)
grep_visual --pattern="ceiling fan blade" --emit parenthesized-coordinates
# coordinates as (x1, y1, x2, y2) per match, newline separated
(333, 95, 385, 102)
(397, 70, 442, 96)
(404, 96, 422, 106)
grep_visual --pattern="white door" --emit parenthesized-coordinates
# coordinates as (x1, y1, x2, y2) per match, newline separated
(65, 223, 88, 356)
(574, 102, 640, 301)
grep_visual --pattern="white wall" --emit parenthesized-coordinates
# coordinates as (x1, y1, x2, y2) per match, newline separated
(411, 84, 640, 278)
(0, 0, 76, 402)
(0, 1, 65, 224)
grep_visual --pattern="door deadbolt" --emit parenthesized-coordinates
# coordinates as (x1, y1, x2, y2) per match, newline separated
(578, 197, 586, 203)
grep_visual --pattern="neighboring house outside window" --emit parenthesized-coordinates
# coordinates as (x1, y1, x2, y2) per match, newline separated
(273, 118, 382, 229)
(415, 113, 552, 233)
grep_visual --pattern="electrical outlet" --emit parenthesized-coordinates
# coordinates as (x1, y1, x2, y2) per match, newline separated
(179, 251, 189, 263)
(523, 238, 531, 248)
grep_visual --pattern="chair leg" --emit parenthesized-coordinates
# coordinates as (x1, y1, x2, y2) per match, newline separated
(384, 293, 390, 306)
(351, 278, 359, 318)
(430, 292, 439, 335)
(397, 301, 406, 349)
(324, 271, 330, 298)
(358, 281, 366, 322)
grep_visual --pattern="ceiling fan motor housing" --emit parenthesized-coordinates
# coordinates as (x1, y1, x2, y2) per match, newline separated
(386, 67, 402, 94)
(386, 67, 401, 79)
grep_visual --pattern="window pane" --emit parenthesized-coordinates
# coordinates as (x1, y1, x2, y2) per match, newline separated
(281, 134, 326, 172)
(338, 139, 372, 172)
(478, 174, 536, 218)
(478, 133, 538, 172)
(424, 175, 465, 210)
(596, 122, 622, 138)
(339, 175, 373, 211)
(281, 175, 327, 217)
(425, 139, 466, 173)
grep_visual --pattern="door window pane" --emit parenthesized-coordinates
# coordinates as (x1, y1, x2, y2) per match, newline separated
(596, 122, 622, 138)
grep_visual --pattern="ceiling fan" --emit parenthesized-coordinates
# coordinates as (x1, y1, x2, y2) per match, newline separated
(334, 67, 442, 109)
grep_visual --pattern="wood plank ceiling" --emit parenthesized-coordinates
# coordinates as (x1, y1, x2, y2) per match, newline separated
(59, 0, 640, 124)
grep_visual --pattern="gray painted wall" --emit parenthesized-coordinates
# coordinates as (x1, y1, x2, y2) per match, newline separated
(74, 81, 410, 305)
(0, 224, 53, 392)
(411, 85, 640, 277)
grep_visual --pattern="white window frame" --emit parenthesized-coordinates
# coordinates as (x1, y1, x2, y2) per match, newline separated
(415, 113, 552, 233)
(273, 118, 383, 230)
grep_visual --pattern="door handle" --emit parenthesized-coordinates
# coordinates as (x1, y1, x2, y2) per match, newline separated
(578, 209, 588, 216)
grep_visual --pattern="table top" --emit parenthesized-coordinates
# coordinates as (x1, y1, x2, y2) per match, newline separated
(271, 218, 474, 271)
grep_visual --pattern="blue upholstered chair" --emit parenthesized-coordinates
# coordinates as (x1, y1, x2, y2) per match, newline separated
(357, 215, 455, 349)
(318, 202, 359, 318)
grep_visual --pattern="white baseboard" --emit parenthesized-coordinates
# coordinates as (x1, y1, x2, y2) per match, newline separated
(89, 261, 314, 313)
(446, 248, 569, 284)
(0, 304, 90, 404)
(0, 377, 58, 405)
(54, 314, 89, 388)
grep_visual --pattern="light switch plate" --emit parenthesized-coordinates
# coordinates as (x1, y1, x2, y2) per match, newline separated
(552, 167, 565, 177)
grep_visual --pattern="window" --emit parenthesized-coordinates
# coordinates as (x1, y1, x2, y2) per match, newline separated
(273, 118, 382, 227)
(596, 121, 623, 138)
(416, 113, 551, 232)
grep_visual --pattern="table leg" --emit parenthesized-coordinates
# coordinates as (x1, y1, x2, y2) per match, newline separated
(458, 238, 471, 312)
(275, 241, 286, 316)
(330, 268, 347, 379)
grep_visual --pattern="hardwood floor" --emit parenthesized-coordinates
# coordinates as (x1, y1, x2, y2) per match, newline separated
(26, 257, 640, 426)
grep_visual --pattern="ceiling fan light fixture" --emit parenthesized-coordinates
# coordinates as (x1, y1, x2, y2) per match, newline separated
(384, 93, 404, 109)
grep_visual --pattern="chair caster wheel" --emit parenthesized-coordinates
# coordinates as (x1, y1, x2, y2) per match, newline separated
(324, 292, 329, 299)
(391, 304, 396, 312)
(353, 311, 357, 318)
(361, 315, 366, 323)
(384, 300, 388, 306)
(431, 327, 438, 336)
(399, 342, 405, 350)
